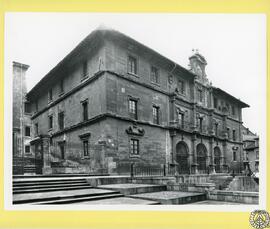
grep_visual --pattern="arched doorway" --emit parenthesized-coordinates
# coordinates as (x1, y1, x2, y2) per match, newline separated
(196, 143, 207, 173)
(214, 146, 221, 173)
(176, 141, 189, 174)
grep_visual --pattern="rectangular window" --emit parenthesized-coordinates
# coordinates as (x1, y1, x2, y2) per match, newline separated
(25, 145, 30, 154)
(25, 126, 31, 137)
(129, 99, 138, 120)
(178, 80, 185, 94)
(233, 151, 237, 161)
(59, 79, 64, 94)
(232, 105, 235, 115)
(198, 89, 203, 102)
(214, 97, 218, 108)
(35, 123, 39, 136)
(59, 143, 65, 159)
(178, 112, 184, 127)
(232, 129, 236, 141)
(82, 61, 88, 78)
(58, 112, 64, 130)
(24, 102, 31, 113)
(48, 115, 53, 130)
(82, 100, 88, 121)
(48, 88, 53, 102)
(215, 123, 218, 136)
(150, 66, 159, 84)
(256, 151, 259, 159)
(199, 118, 203, 132)
(130, 139, 139, 155)
(83, 140, 89, 157)
(227, 127, 230, 139)
(152, 106, 159, 124)
(245, 152, 249, 161)
(128, 56, 137, 74)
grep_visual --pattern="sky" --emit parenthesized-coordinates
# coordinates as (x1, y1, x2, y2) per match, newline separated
(5, 13, 266, 136)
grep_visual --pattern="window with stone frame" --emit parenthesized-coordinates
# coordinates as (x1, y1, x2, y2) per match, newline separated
(227, 127, 230, 139)
(25, 145, 30, 154)
(232, 129, 236, 141)
(48, 115, 53, 130)
(82, 60, 89, 79)
(35, 123, 39, 136)
(59, 142, 65, 159)
(215, 122, 218, 136)
(82, 100, 89, 121)
(233, 151, 237, 161)
(152, 105, 160, 124)
(128, 55, 137, 75)
(25, 126, 31, 137)
(150, 66, 159, 84)
(24, 102, 31, 113)
(256, 150, 259, 159)
(177, 110, 184, 127)
(83, 140, 89, 157)
(130, 139, 139, 155)
(213, 97, 218, 109)
(231, 105, 235, 116)
(128, 99, 138, 120)
(177, 80, 185, 95)
(58, 112, 64, 130)
(198, 89, 203, 102)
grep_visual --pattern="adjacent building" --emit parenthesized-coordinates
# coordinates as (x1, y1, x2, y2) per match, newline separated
(12, 61, 33, 174)
(25, 28, 250, 175)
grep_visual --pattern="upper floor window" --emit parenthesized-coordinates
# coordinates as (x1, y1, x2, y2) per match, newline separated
(82, 61, 88, 79)
(232, 129, 236, 141)
(233, 151, 237, 161)
(227, 127, 230, 139)
(256, 151, 259, 159)
(215, 123, 218, 136)
(198, 89, 203, 102)
(213, 97, 218, 109)
(178, 80, 185, 94)
(199, 117, 203, 132)
(35, 123, 39, 136)
(150, 66, 159, 84)
(82, 100, 89, 121)
(232, 105, 235, 116)
(58, 112, 64, 131)
(48, 88, 53, 102)
(24, 102, 31, 113)
(59, 79, 64, 95)
(128, 56, 137, 75)
(178, 111, 184, 127)
(130, 139, 139, 155)
(48, 115, 53, 130)
(25, 126, 31, 137)
(152, 106, 160, 124)
(129, 99, 138, 120)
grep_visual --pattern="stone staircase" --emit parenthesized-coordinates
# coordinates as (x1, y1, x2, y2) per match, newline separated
(209, 174, 233, 190)
(13, 178, 124, 205)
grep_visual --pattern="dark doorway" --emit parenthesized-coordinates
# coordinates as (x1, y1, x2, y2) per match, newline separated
(197, 143, 207, 173)
(214, 146, 221, 173)
(176, 141, 189, 174)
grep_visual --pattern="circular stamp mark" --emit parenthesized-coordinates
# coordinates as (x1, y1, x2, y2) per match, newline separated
(249, 210, 270, 229)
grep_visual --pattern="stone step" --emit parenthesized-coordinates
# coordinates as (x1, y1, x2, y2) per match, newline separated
(13, 181, 88, 188)
(69, 197, 160, 205)
(13, 188, 118, 204)
(129, 191, 206, 204)
(97, 183, 167, 195)
(13, 185, 93, 194)
(34, 193, 125, 204)
(13, 178, 87, 184)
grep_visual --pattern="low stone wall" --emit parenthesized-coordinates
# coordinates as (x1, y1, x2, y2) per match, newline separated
(208, 190, 259, 204)
(227, 176, 259, 192)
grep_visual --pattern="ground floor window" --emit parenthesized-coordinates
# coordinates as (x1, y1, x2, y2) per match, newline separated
(25, 145, 30, 154)
(59, 142, 65, 159)
(130, 139, 139, 155)
(83, 140, 89, 157)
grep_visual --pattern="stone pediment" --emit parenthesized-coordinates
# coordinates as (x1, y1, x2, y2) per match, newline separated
(126, 124, 145, 136)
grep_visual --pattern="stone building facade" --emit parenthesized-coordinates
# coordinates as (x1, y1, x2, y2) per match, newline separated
(26, 28, 249, 175)
(13, 62, 33, 174)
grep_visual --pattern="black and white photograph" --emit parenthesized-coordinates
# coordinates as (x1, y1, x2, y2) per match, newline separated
(4, 13, 266, 209)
